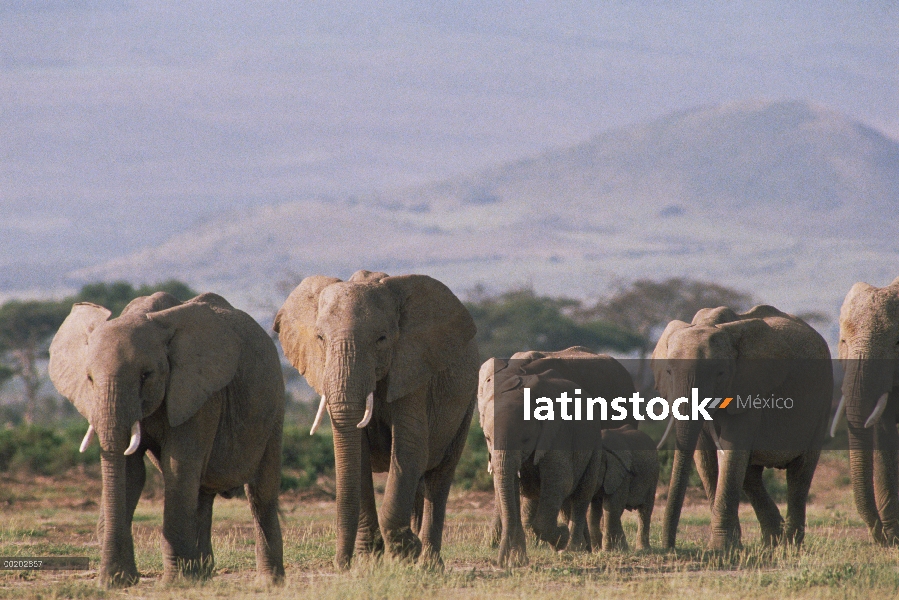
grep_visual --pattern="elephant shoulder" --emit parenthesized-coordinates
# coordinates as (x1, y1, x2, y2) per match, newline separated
(191, 292, 235, 312)
(692, 306, 739, 325)
(739, 304, 789, 321)
(120, 292, 182, 316)
(349, 270, 390, 283)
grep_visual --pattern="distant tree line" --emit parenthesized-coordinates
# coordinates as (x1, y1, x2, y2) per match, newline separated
(0, 280, 197, 424)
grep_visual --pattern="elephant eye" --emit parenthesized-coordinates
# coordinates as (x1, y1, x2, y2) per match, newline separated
(316, 334, 324, 342)
(377, 335, 387, 343)
(141, 371, 152, 383)
(87, 374, 94, 384)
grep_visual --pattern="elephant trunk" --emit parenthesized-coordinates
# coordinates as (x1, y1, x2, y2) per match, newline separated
(843, 355, 896, 544)
(99, 451, 139, 586)
(330, 404, 364, 569)
(493, 450, 527, 567)
(662, 418, 703, 549)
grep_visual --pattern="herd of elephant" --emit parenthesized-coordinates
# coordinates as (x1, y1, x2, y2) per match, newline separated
(45, 270, 899, 587)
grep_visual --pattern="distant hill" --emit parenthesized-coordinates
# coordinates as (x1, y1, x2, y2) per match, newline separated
(70, 100, 899, 322)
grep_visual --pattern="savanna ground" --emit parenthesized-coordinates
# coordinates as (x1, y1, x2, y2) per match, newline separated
(1, 452, 897, 599)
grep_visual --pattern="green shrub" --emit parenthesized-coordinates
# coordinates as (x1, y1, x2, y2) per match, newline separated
(280, 425, 335, 491)
(452, 418, 493, 491)
(0, 423, 100, 475)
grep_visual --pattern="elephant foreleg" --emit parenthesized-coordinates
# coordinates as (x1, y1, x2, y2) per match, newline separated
(710, 450, 750, 551)
(379, 421, 427, 561)
(742, 464, 783, 546)
(356, 438, 383, 557)
(873, 410, 899, 545)
(695, 429, 719, 507)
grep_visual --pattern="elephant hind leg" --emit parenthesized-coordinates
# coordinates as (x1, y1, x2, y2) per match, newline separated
(244, 433, 285, 585)
(784, 451, 819, 547)
(588, 497, 603, 551)
(196, 490, 216, 578)
(742, 464, 783, 546)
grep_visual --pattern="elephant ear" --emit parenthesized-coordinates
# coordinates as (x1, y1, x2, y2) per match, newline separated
(382, 274, 476, 402)
(273, 275, 342, 395)
(520, 371, 567, 465)
(48, 303, 112, 420)
(718, 318, 789, 415)
(651, 320, 690, 397)
(147, 301, 242, 427)
(601, 432, 634, 495)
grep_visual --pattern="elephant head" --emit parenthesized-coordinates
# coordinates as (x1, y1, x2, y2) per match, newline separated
(274, 271, 475, 568)
(48, 293, 242, 586)
(652, 305, 792, 548)
(836, 278, 899, 544)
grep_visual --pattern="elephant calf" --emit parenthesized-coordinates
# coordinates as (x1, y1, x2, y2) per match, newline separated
(589, 426, 659, 551)
(478, 349, 638, 566)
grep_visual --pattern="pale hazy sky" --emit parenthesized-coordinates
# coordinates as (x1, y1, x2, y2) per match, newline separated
(1, 1, 896, 290)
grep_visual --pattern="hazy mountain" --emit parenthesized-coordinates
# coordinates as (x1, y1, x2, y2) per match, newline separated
(71, 100, 899, 321)
(2, 2, 895, 299)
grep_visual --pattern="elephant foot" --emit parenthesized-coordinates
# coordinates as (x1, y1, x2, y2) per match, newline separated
(384, 526, 422, 561)
(782, 525, 804, 548)
(708, 532, 743, 553)
(356, 527, 385, 556)
(99, 565, 140, 588)
(419, 548, 445, 571)
(867, 520, 888, 546)
(602, 537, 629, 552)
(162, 557, 211, 584)
(537, 525, 570, 551)
(257, 567, 285, 587)
(497, 529, 528, 568)
(879, 520, 899, 547)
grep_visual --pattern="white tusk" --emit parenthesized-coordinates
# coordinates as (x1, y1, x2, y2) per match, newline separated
(657, 415, 675, 450)
(310, 395, 328, 435)
(124, 421, 141, 455)
(357, 392, 374, 428)
(864, 392, 890, 428)
(79, 425, 95, 453)
(830, 395, 846, 438)
(487, 460, 493, 474)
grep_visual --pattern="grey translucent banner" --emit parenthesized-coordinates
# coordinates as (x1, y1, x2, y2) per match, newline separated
(484, 358, 895, 452)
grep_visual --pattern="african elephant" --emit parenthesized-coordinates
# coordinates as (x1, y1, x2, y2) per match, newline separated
(653, 305, 832, 551)
(274, 270, 478, 568)
(49, 292, 285, 587)
(591, 426, 659, 552)
(832, 277, 899, 545)
(478, 348, 638, 567)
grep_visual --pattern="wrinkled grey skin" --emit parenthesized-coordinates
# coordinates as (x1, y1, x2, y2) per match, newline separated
(275, 270, 478, 568)
(49, 293, 285, 587)
(478, 348, 638, 567)
(837, 278, 899, 546)
(654, 305, 832, 551)
(591, 427, 659, 552)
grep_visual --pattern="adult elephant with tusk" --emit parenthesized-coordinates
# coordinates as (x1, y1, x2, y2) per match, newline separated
(49, 292, 285, 587)
(834, 278, 899, 546)
(274, 270, 478, 568)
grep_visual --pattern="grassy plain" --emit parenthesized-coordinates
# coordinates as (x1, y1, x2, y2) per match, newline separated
(0, 452, 897, 599)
